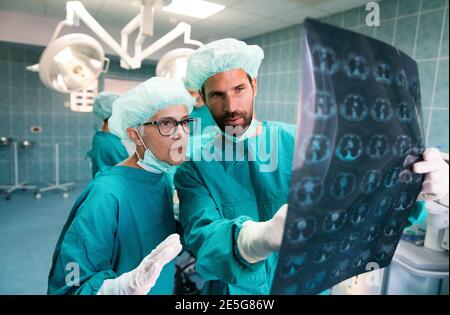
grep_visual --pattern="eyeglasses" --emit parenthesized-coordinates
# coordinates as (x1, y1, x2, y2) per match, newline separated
(142, 118, 197, 137)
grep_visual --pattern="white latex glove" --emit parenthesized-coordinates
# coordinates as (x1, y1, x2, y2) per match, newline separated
(237, 204, 288, 264)
(413, 148, 449, 201)
(97, 233, 182, 295)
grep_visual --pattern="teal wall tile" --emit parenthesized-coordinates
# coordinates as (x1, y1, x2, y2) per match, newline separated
(395, 15, 418, 57)
(428, 110, 449, 151)
(440, 8, 449, 57)
(343, 8, 360, 28)
(398, 0, 421, 16)
(380, 0, 399, 20)
(435, 59, 449, 109)
(415, 9, 446, 59)
(375, 19, 396, 44)
(421, 0, 447, 11)
(418, 60, 437, 107)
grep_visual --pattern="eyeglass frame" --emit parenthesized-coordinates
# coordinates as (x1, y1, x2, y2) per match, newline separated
(141, 117, 197, 137)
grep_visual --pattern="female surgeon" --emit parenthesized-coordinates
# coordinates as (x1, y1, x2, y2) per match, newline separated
(48, 77, 196, 295)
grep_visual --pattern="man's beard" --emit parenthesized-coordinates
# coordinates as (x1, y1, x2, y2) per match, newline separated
(216, 109, 253, 137)
(210, 100, 254, 137)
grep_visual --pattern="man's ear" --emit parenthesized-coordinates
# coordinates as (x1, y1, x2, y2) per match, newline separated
(200, 90, 207, 105)
(127, 128, 143, 146)
(252, 77, 258, 97)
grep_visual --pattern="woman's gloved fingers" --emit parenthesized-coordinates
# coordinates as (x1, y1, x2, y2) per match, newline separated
(151, 243, 183, 266)
(147, 234, 181, 257)
(423, 148, 441, 160)
(413, 160, 442, 174)
(140, 262, 163, 290)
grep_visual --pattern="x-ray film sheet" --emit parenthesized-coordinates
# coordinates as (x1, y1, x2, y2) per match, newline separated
(272, 19, 425, 295)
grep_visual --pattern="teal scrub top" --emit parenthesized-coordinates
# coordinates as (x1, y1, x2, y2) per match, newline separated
(48, 166, 177, 295)
(174, 121, 427, 295)
(191, 105, 216, 132)
(87, 131, 129, 178)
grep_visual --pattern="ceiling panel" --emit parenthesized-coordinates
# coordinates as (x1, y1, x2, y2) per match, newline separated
(230, 0, 302, 17)
(249, 18, 292, 35)
(0, 0, 46, 16)
(278, 6, 327, 24)
(206, 7, 266, 27)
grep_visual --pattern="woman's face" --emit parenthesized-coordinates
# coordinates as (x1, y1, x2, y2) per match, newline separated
(134, 104, 190, 166)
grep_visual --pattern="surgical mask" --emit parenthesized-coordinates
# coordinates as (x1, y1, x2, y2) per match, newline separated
(223, 117, 259, 143)
(135, 129, 175, 174)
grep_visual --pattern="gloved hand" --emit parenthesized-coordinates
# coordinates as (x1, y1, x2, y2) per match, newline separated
(97, 233, 182, 295)
(237, 204, 288, 264)
(413, 148, 449, 201)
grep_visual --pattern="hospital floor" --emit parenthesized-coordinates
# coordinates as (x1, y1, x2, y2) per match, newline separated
(0, 183, 87, 294)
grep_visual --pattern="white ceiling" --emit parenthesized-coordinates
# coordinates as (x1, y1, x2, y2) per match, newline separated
(0, 0, 370, 61)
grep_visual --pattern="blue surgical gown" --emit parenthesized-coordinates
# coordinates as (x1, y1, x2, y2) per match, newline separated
(87, 131, 129, 177)
(48, 166, 176, 295)
(174, 121, 427, 295)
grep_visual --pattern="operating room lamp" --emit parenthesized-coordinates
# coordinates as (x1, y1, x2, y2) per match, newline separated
(29, 0, 203, 93)
(156, 48, 195, 82)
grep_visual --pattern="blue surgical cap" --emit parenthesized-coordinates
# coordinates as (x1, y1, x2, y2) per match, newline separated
(93, 91, 120, 120)
(185, 38, 264, 91)
(109, 77, 195, 140)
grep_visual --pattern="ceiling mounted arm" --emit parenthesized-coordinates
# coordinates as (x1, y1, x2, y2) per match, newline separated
(60, 1, 203, 70)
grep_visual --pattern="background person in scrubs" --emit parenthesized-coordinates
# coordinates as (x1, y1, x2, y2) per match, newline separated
(87, 91, 129, 177)
(48, 77, 196, 295)
(174, 38, 449, 295)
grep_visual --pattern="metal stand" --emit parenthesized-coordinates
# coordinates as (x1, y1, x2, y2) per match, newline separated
(35, 143, 74, 199)
(0, 142, 37, 200)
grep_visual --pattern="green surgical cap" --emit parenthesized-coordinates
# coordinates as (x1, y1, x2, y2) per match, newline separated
(93, 91, 120, 120)
(109, 77, 195, 140)
(185, 38, 264, 91)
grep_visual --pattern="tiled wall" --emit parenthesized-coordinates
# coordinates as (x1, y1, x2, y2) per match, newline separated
(1, 0, 448, 186)
(0, 41, 155, 186)
(247, 0, 449, 152)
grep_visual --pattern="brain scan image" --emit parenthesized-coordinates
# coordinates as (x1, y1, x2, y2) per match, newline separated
(384, 219, 404, 237)
(330, 172, 356, 199)
(286, 216, 318, 245)
(384, 167, 401, 188)
(344, 53, 369, 80)
(293, 177, 324, 207)
(360, 170, 381, 194)
(397, 102, 412, 122)
(335, 134, 363, 162)
(303, 271, 327, 292)
(396, 69, 408, 89)
(373, 62, 392, 85)
(362, 225, 380, 243)
(373, 196, 392, 217)
(352, 250, 371, 268)
(312, 45, 340, 75)
(376, 243, 395, 261)
(279, 254, 308, 279)
(394, 192, 414, 211)
(339, 232, 360, 253)
(302, 135, 331, 164)
(392, 135, 412, 157)
(322, 209, 347, 233)
(273, 19, 424, 295)
(339, 94, 368, 122)
(307, 90, 337, 120)
(371, 98, 394, 122)
(350, 203, 371, 225)
(313, 242, 337, 264)
(330, 259, 350, 279)
(367, 134, 390, 159)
